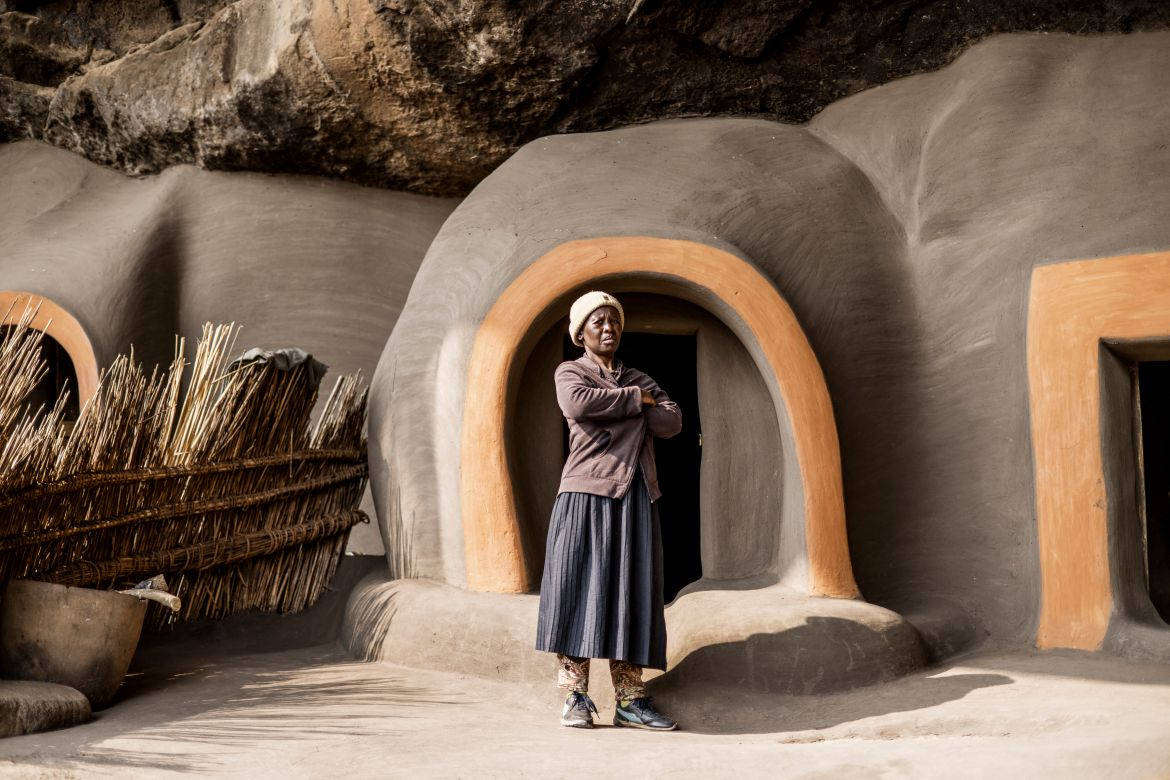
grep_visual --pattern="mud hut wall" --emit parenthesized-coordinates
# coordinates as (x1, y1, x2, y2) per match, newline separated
(374, 31, 1170, 646)
(0, 142, 173, 369)
(0, 140, 458, 383)
(512, 323, 566, 585)
(0, 139, 458, 554)
(806, 31, 1170, 644)
(370, 113, 905, 590)
(7, 29, 1170, 648)
(695, 304, 786, 581)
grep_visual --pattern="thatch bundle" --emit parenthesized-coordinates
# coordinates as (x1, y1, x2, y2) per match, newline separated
(0, 308, 368, 628)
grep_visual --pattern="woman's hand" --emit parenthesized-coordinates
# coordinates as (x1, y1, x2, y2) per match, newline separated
(641, 390, 657, 407)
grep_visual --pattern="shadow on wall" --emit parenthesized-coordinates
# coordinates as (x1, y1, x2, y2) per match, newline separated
(655, 616, 926, 700)
(341, 580, 402, 663)
(380, 478, 418, 582)
(134, 555, 386, 659)
(116, 212, 183, 365)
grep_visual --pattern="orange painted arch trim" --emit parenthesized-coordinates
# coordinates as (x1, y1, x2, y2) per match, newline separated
(0, 291, 99, 406)
(1029, 250, 1170, 650)
(459, 236, 858, 597)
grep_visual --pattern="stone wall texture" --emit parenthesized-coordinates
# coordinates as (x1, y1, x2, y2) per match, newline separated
(2, 0, 1169, 195)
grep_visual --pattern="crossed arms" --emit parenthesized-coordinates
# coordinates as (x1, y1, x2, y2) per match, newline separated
(553, 364, 683, 438)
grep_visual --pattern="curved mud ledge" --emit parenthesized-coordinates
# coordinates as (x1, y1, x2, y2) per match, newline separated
(0, 681, 90, 738)
(340, 574, 928, 695)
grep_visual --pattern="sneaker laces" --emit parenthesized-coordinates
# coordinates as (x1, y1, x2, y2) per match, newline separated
(629, 696, 659, 717)
(567, 691, 599, 715)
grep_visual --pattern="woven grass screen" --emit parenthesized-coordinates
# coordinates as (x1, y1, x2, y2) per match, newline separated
(0, 309, 368, 628)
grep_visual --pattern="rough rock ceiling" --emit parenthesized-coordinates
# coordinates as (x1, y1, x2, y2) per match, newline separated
(2, 0, 1167, 196)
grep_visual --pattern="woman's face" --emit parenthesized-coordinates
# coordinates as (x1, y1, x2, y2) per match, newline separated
(581, 305, 622, 357)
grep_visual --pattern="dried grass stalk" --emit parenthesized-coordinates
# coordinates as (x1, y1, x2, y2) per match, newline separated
(0, 315, 369, 628)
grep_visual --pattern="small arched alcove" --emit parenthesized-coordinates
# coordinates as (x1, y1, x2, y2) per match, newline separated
(0, 325, 82, 422)
(0, 291, 99, 413)
(459, 237, 858, 600)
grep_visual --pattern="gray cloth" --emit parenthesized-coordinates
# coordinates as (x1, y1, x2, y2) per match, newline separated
(227, 347, 327, 388)
(534, 467, 667, 670)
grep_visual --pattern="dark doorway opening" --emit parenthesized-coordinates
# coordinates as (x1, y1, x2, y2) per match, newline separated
(1138, 360, 1170, 622)
(563, 332, 703, 603)
(1, 326, 81, 423)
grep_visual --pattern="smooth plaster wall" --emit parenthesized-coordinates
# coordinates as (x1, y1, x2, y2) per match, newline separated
(372, 30, 1170, 646)
(0, 140, 458, 375)
(807, 30, 1170, 643)
(0, 139, 459, 553)
(372, 118, 911, 590)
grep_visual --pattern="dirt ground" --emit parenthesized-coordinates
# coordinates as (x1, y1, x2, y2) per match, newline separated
(1, 645, 1168, 778)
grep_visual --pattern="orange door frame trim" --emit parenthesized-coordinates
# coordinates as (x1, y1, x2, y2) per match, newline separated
(459, 236, 858, 597)
(0, 291, 99, 406)
(1029, 250, 1170, 650)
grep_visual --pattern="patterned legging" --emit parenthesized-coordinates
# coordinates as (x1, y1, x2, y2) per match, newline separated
(557, 654, 646, 701)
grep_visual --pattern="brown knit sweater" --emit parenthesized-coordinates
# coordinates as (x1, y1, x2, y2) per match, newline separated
(553, 355, 682, 500)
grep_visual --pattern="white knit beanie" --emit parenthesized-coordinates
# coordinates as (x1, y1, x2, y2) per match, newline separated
(569, 291, 625, 347)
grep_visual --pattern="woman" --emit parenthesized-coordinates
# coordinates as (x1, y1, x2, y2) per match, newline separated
(534, 290, 683, 731)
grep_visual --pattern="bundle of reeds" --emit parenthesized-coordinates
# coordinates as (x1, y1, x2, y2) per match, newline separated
(0, 314, 368, 628)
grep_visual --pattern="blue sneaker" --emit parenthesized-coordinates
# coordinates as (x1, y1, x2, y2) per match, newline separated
(561, 691, 598, 728)
(613, 697, 678, 731)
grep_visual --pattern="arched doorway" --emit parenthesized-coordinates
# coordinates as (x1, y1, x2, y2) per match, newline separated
(459, 237, 857, 599)
(0, 292, 98, 410)
(513, 294, 783, 602)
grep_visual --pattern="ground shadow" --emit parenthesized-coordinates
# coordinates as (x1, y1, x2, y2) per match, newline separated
(642, 615, 1011, 735)
(958, 644, 1170, 685)
(133, 555, 386, 662)
(657, 616, 927, 695)
(649, 669, 1012, 735)
(3, 644, 464, 774)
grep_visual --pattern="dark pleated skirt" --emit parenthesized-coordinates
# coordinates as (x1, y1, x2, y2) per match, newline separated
(534, 469, 667, 670)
